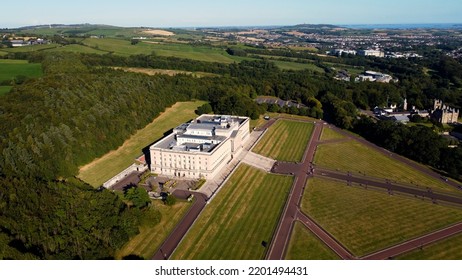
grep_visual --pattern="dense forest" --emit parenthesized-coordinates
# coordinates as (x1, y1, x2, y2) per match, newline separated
(1, 47, 461, 258)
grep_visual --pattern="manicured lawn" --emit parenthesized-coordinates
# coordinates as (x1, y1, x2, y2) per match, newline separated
(172, 164, 293, 260)
(0, 59, 42, 81)
(78, 101, 206, 187)
(253, 119, 313, 162)
(397, 233, 462, 260)
(314, 139, 457, 193)
(115, 200, 192, 260)
(301, 177, 462, 257)
(319, 126, 346, 141)
(285, 221, 340, 260)
(0, 86, 12, 96)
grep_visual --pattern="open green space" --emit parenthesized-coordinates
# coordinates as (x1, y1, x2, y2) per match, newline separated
(0, 59, 42, 81)
(1, 44, 60, 53)
(82, 38, 239, 63)
(314, 139, 457, 193)
(45, 44, 110, 54)
(270, 59, 324, 72)
(319, 126, 347, 141)
(397, 233, 462, 260)
(253, 119, 313, 162)
(172, 164, 293, 260)
(285, 221, 340, 260)
(115, 199, 192, 260)
(0, 86, 12, 96)
(78, 101, 206, 187)
(301, 177, 462, 257)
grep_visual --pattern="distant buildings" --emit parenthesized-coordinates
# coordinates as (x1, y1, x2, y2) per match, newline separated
(355, 71, 398, 83)
(431, 100, 459, 124)
(329, 49, 357, 56)
(357, 49, 385, 58)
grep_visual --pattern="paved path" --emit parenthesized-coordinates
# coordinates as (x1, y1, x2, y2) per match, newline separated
(266, 121, 323, 260)
(362, 222, 462, 260)
(242, 151, 276, 172)
(152, 189, 207, 260)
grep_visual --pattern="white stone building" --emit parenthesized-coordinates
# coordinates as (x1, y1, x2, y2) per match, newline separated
(149, 114, 250, 179)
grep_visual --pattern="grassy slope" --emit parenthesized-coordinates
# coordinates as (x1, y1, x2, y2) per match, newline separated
(1, 44, 60, 53)
(285, 221, 340, 260)
(44, 44, 110, 54)
(0, 59, 42, 81)
(115, 200, 192, 259)
(0, 86, 12, 96)
(397, 233, 462, 260)
(253, 119, 313, 162)
(172, 164, 293, 260)
(78, 101, 206, 187)
(302, 177, 462, 257)
(314, 139, 457, 192)
(319, 126, 347, 141)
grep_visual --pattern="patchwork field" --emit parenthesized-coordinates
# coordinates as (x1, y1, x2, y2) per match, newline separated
(253, 119, 314, 162)
(115, 200, 192, 260)
(397, 233, 462, 260)
(82, 38, 238, 63)
(285, 221, 340, 260)
(45, 44, 110, 54)
(0, 59, 42, 82)
(314, 139, 457, 193)
(78, 101, 206, 187)
(172, 164, 293, 260)
(0, 44, 60, 53)
(301, 177, 462, 257)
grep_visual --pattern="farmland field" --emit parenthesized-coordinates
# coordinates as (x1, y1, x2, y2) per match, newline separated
(78, 101, 206, 187)
(115, 199, 192, 260)
(397, 233, 462, 260)
(253, 119, 313, 162)
(314, 139, 457, 192)
(82, 38, 238, 63)
(172, 164, 293, 260)
(1, 44, 60, 53)
(285, 221, 340, 260)
(301, 177, 462, 257)
(45, 44, 110, 54)
(0, 59, 42, 82)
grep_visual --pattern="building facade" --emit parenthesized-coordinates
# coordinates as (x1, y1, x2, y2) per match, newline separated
(431, 99, 459, 124)
(149, 115, 250, 179)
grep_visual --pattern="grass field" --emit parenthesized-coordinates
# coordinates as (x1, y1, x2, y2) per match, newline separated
(115, 200, 192, 259)
(172, 164, 293, 260)
(397, 233, 462, 260)
(0, 59, 42, 81)
(301, 177, 462, 257)
(45, 44, 110, 54)
(253, 119, 313, 162)
(285, 221, 340, 260)
(314, 139, 457, 192)
(82, 38, 239, 63)
(78, 101, 206, 187)
(1, 44, 60, 53)
(113, 67, 217, 78)
(0, 86, 12, 96)
(319, 126, 347, 141)
(269, 59, 324, 72)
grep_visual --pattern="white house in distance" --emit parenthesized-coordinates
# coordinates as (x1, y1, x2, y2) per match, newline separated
(149, 114, 250, 179)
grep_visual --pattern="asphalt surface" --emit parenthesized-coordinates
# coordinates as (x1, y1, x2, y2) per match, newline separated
(266, 121, 323, 260)
(152, 190, 207, 260)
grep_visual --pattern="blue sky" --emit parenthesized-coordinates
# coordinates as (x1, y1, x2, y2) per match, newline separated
(2, 0, 462, 28)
